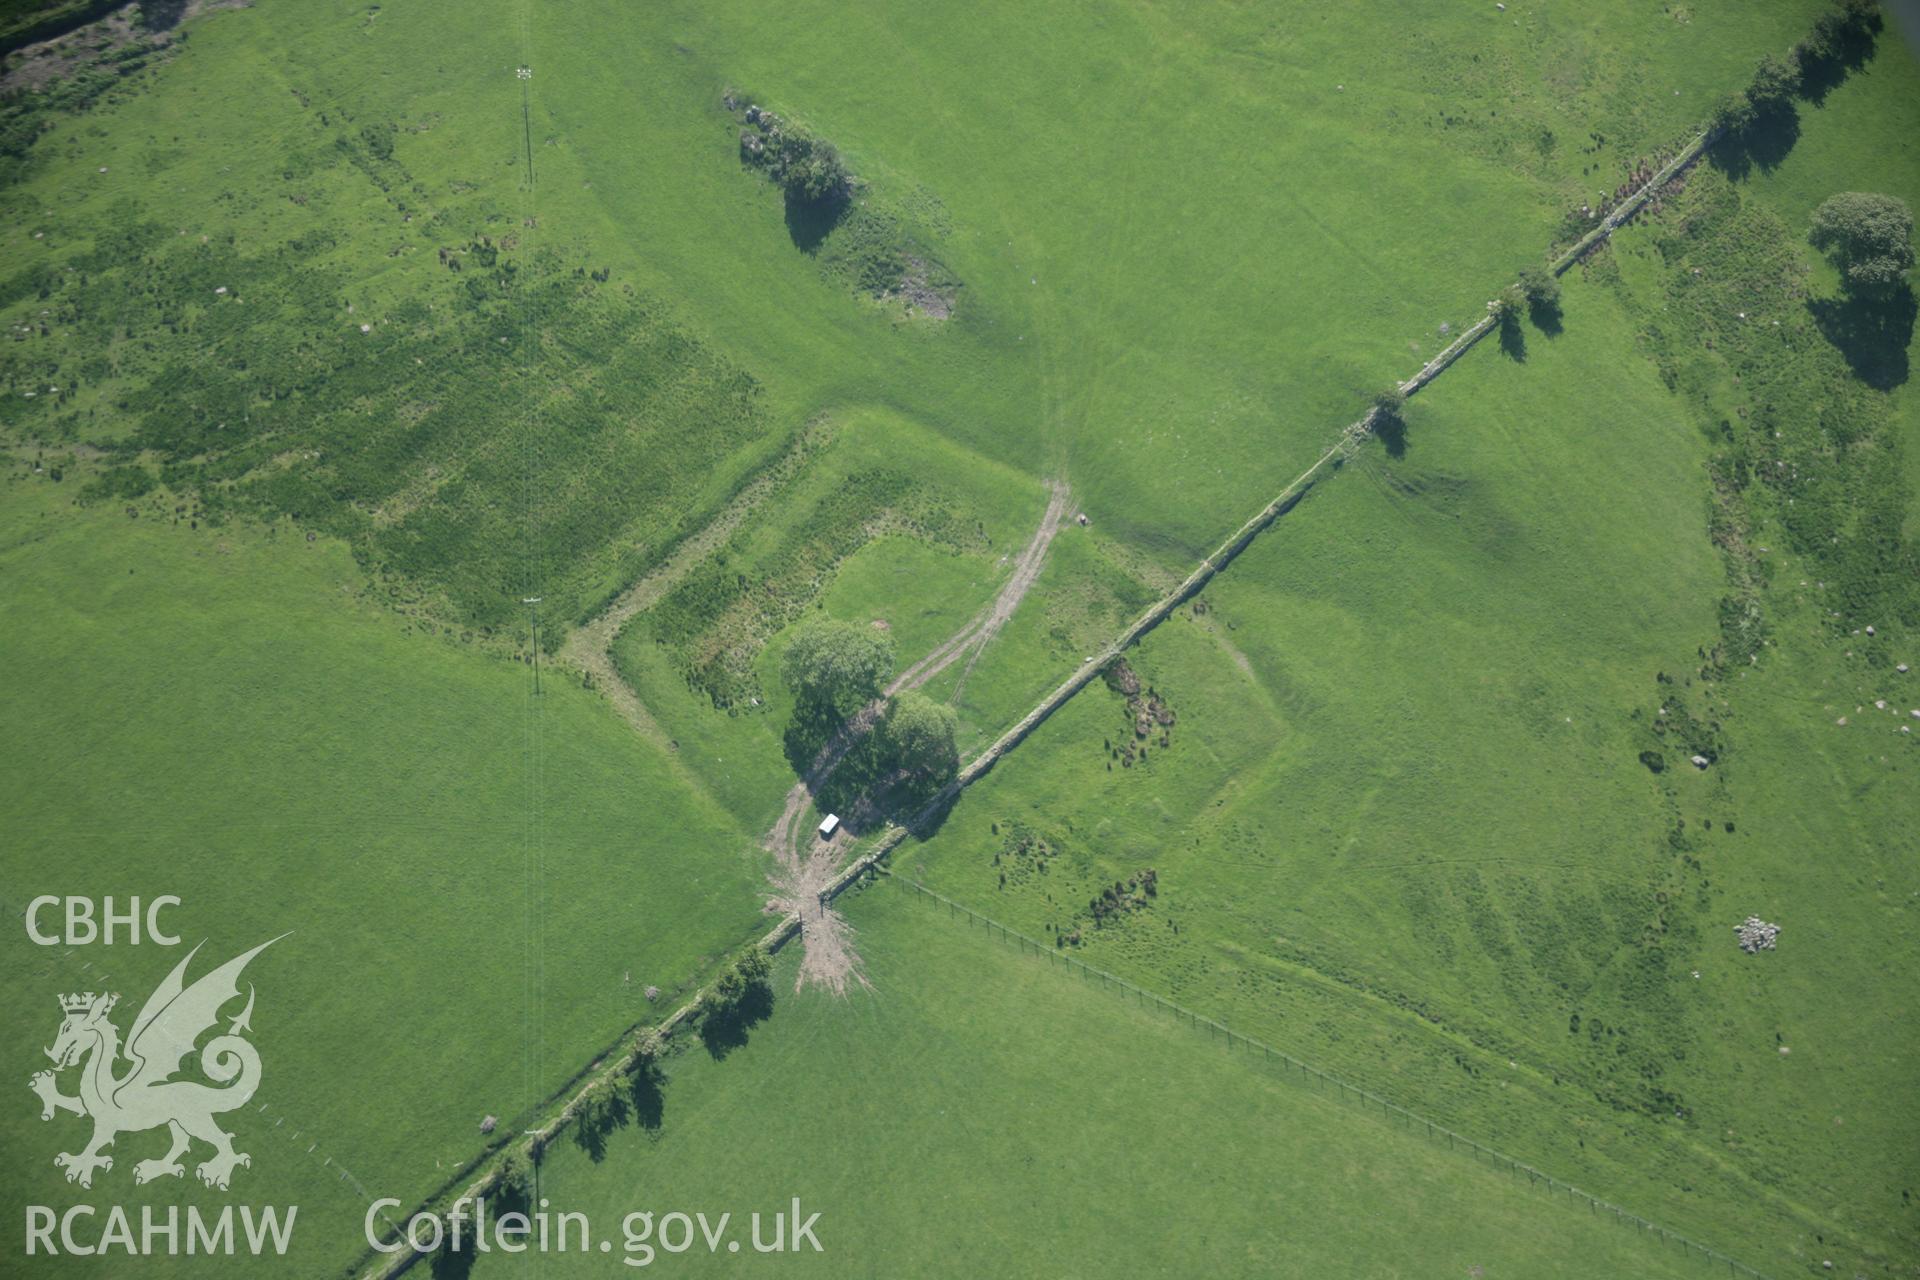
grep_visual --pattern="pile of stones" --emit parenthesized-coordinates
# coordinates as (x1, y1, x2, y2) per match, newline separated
(1734, 916, 1780, 953)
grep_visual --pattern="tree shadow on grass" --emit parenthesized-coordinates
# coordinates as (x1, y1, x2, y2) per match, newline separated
(784, 693, 902, 820)
(784, 189, 849, 253)
(1809, 286, 1916, 390)
(571, 1055, 668, 1163)
(574, 1125, 609, 1164)
(430, 1240, 476, 1280)
(1498, 313, 1527, 362)
(782, 697, 842, 777)
(1528, 297, 1563, 338)
(901, 776, 964, 841)
(430, 1169, 534, 1276)
(1373, 412, 1408, 459)
(815, 737, 893, 817)
(1798, 22, 1881, 105)
(1708, 104, 1801, 182)
(698, 982, 773, 1060)
(629, 1059, 666, 1133)
(572, 1090, 627, 1164)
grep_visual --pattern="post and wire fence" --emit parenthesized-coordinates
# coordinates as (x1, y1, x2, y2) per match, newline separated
(882, 870, 1770, 1280)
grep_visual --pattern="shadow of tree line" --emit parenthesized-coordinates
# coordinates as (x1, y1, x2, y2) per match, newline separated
(1494, 268, 1565, 365)
(1709, 99, 1802, 181)
(696, 979, 775, 1062)
(571, 1048, 671, 1162)
(1710, 0, 1882, 180)
(426, 955, 778, 1275)
(1687, 2, 1914, 388)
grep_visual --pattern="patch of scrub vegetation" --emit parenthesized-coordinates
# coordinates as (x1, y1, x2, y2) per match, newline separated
(1633, 669, 1728, 775)
(0, 215, 776, 637)
(463, 888, 1709, 1279)
(728, 94, 851, 208)
(1631, 161, 1918, 649)
(73, 456, 153, 501)
(0, 1, 182, 188)
(638, 464, 983, 711)
(1099, 655, 1178, 771)
(817, 198, 960, 320)
(724, 89, 959, 318)
(983, 819, 1165, 951)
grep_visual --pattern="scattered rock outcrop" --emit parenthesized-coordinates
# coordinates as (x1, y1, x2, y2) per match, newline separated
(1734, 916, 1779, 953)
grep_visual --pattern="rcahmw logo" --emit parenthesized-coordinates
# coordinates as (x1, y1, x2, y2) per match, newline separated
(21, 908, 298, 1259)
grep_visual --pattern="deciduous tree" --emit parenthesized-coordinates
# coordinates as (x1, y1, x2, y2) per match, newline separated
(880, 692, 960, 785)
(1516, 267, 1560, 308)
(1811, 192, 1914, 296)
(1747, 54, 1799, 113)
(781, 618, 894, 716)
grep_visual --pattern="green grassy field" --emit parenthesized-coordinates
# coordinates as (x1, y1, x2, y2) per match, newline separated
(3, 0, 1831, 574)
(466, 886, 1710, 1279)
(514, 0, 1829, 565)
(888, 49, 1920, 1271)
(0, 0, 1915, 1275)
(0, 478, 769, 1274)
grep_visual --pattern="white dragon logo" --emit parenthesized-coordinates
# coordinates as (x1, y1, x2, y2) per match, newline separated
(28, 937, 282, 1191)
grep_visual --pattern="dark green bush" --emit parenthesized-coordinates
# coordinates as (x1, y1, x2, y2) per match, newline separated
(1516, 267, 1560, 308)
(738, 109, 849, 207)
(1809, 191, 1913, 295)
(78, 464, 155, 503)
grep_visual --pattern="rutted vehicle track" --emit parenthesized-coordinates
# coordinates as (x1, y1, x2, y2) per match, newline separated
(559, 426, 823, 754)
(763, 480, 1071, 992)
(761, 480, 1071, 859)
(561, 444, 1074, 993)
